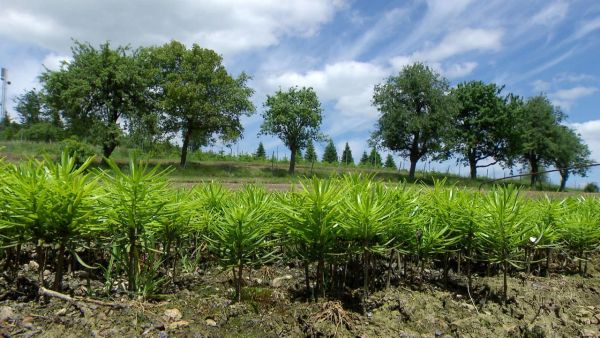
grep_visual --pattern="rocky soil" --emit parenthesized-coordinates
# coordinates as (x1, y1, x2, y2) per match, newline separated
(1, 260, 600, 337)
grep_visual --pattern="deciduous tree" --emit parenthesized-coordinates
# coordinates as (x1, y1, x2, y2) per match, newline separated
(145, 41, 255, 167)
(372, 63, 456, 180)
(261, 86, 323, 174)
(550, 125, 591, 191)
(41, 41, 149, 158)
(451, 81, 510, 179)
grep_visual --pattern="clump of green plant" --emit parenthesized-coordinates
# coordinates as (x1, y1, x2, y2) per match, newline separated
(1, 152, 98, 290)
(479, 185, 530, 302)
(100, 157, 173, 295)
(583, 182, 599, 193)
(340, 175, 395, 297)
(206, 186, 275, 302)
(525, 197, 562, 276)
(279, 176, 341, 299)
(558, 197, 600, 276)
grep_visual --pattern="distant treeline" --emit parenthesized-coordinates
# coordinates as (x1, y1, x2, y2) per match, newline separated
(1, 41, 591, 190)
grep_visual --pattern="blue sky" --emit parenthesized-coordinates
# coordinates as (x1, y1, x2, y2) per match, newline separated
(1, 0, 600, 186)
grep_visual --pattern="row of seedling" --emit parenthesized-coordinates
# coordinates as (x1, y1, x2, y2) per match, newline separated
(0, 153, 599, 303)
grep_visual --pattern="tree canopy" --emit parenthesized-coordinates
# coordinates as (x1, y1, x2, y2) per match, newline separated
(260, 86, 323, 174)
(255, 142, 266, 160)
(145, 40, 255, 167)
(372, 63, 456, 180)
(451, 81, 510, 179)
(550, 125, 591, 191)
(41, 41, 150, 158)
(322, 139, 338, 163)
(511, 95, 565, 187)
(340, 142, 354, 165)
(304, 139, 318, 162)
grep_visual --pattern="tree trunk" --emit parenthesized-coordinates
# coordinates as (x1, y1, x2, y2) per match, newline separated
(408, 133, 420, 180)
(128, 227, 138, 293)
(529, 156, 538, 187)
(558, 169, 568, 192)
(363, 248, 370, 297)
(102, 142, 117, 159)
(468, 151, 477, 179)
(236, 261, 243, 302)
(408, 158, 418, 180)
(317, 258, 325, 299)
(503, 261, 508, 303)
(180, 130, 190, 167)
(53, 242, 66, 291)
(288, 146, 297, 175)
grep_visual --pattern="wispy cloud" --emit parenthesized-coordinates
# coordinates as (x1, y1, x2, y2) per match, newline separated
(575, 17, 600, 39)
(571, 120, 600, 161)
(550, 86, 598, 110)
(531, 1, 569, 26)
(413, 28, 503, 62)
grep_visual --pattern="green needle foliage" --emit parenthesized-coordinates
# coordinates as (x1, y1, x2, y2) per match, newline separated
(415, 180, 460, 279)
(42, 152, 99, 290)
(100, 157, 174, 294)
(558, 197, 600, 276)
(451, 190, 483, 288)
(157, 189, 197, 283)
(479, 185, 530, 302)
(526, 197, 563, 276)
(2, 158, 56, 283)
(1, 152, 98, 290)
(207, 186, 275, 302)
(280, 176, 341, 299)
(340, 176, 395, 297)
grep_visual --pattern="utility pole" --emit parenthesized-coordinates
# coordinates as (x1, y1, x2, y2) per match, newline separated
(1, 68, 10, 123)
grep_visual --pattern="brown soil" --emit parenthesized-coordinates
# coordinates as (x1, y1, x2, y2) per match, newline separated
(1, 260, 600, 338)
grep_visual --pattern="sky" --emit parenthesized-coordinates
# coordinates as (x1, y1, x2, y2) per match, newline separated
(1, 0, 600, 186)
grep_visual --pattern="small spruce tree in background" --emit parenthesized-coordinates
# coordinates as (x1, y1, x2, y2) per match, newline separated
(322, 139, 338, 163)
(384, 154, 396, 169)
(359, 151, 369, 165)
(255, 142, 266, 159)
(305, 139, 318, 163)
(369, 148, 382, 167)
(341, 142, 354, 166)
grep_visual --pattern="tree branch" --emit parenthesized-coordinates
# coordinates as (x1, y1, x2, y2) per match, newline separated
(476, 160, 499, 168)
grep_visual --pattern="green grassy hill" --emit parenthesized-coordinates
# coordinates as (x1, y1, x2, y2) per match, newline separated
(0, 140, 571, 192)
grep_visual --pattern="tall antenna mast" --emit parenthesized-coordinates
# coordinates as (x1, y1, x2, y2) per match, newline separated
(0, 68, 9, 123)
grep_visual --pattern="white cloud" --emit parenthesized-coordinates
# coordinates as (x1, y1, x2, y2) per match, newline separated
(388, 57, 476, 79)
(264, 61, 388, 136)
(550, 86, 598, 110)
(531, 80, 551, 93)
(343, 8, 408, 60)
(0, 0, 345, 55)
(571, 120, 600, 161)
(531, 1, 569, 26)
(388, 28, 500, 78)
(444, 62, 478, 78)
(575, 17, 600, 39)
(414, 28, 503, 62)
(41, 53, 71, 71)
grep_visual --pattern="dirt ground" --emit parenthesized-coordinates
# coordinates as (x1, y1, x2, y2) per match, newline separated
(1, 258, 600, 338)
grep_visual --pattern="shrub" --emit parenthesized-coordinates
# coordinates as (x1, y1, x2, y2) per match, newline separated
(61, 137, 97, 165)
(583, 182, 599, 193)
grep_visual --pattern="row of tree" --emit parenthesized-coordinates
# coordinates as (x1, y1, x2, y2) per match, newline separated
(9, 41, 591, 189)
(371, 63, 591, 190)
(255, 140, 396, 168)
(13, 41, 254, 167)
(259, 64, 591, 190)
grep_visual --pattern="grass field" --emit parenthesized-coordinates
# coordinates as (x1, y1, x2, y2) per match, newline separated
(0, 140, 574, 192)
